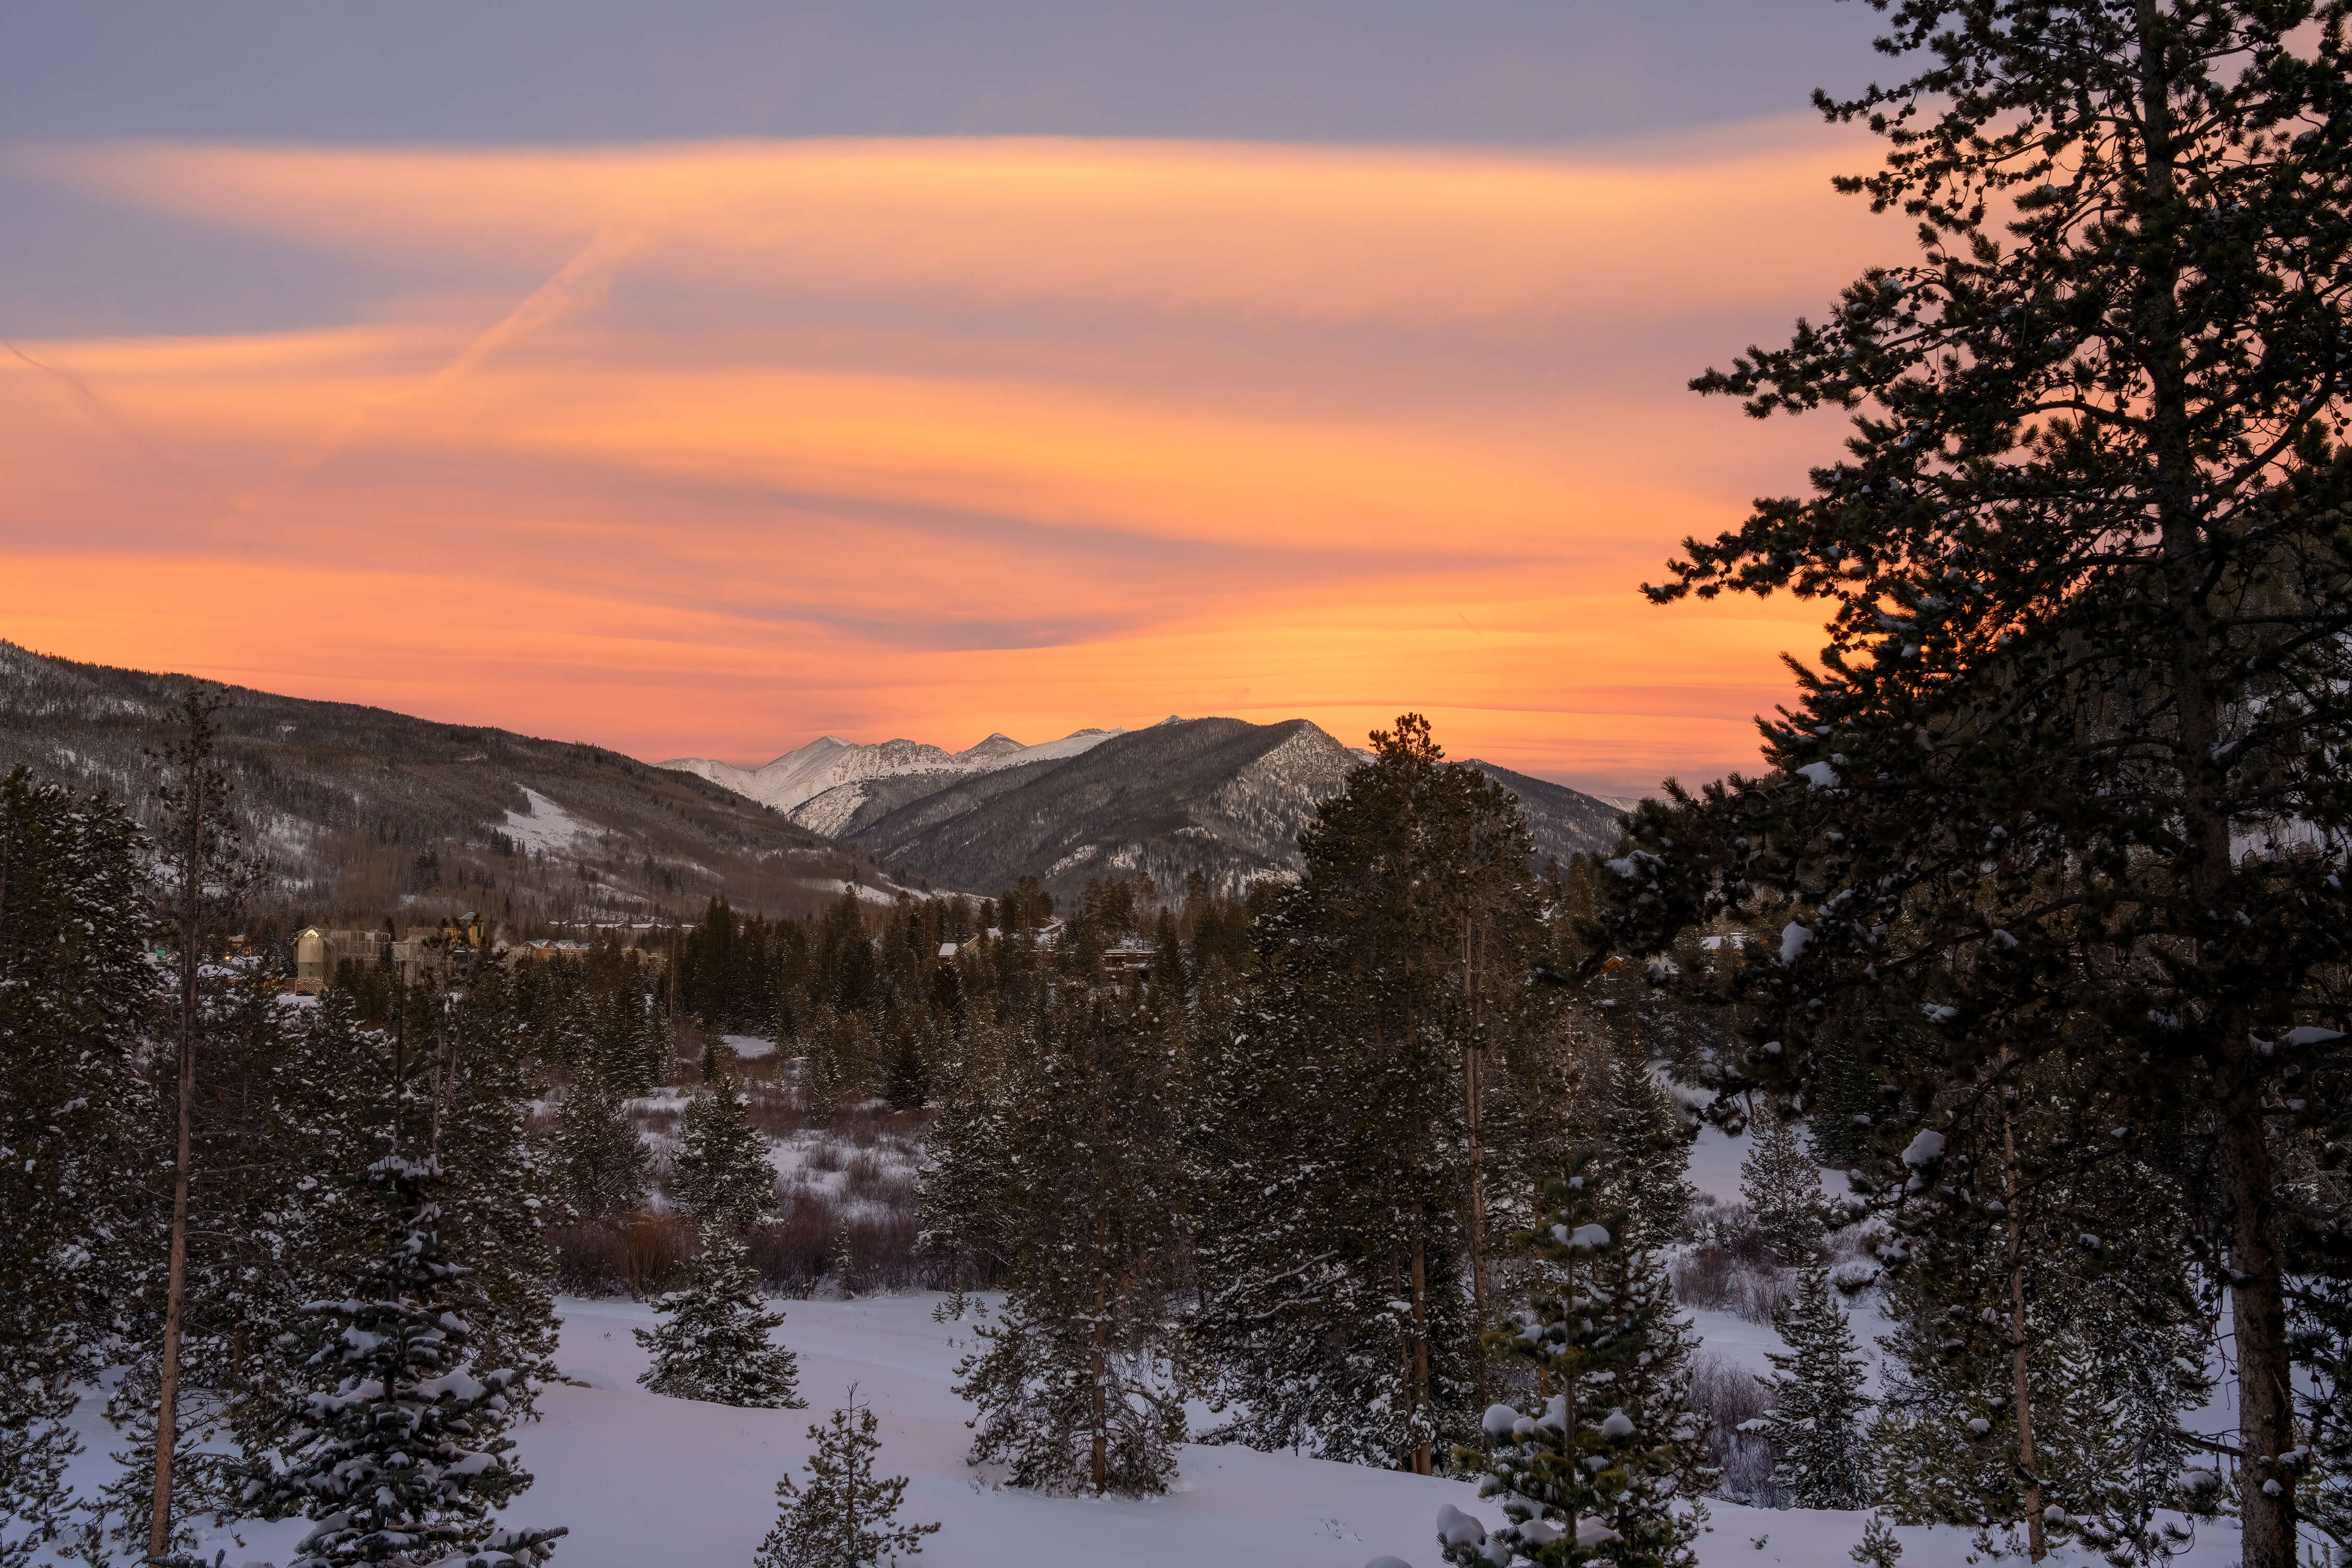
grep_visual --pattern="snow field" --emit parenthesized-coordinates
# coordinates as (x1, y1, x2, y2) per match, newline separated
(105, 1291, 2241, 1568)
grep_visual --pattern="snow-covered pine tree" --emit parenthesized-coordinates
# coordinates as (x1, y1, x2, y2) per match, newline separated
(1579, 1021, 1697, 1254)
(1867, 1075, 2213, 1562)
(1185, 964, 1403, 1461)
(433, 973, 563, 1411)
(757, 1389, 939, 1568)
(670, 1064, 776, 1230)
(1740, 1101, 1827, 1265)
(552, 1068, 649, 1223)
(259, 1150, 564, 1568)
(1805, 1001, 1876, 1170)
(2292, 1271, 2352, 1563)
(913, 1012, 1015, 1292)
(1445, 1164, 1708, 1568)
(0, 767, 152, 1568)
(956, 985, 1184, 1496)
(1186, 717, 1539, 1473)
(1758, 1264, 1872, 1509)
(799, 1001, 841, 1124)
(634, 1231, 803, 1408)
(137, 686, 266, 1563)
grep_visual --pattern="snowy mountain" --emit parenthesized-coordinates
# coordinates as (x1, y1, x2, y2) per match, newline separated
(659, 728, 1123, 814)
(669, 717, 1632, 902)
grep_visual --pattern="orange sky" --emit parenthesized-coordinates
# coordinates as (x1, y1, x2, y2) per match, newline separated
(1, 123, 1890, 793)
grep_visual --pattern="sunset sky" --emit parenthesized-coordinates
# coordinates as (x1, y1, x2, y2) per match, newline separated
(2, 3, 1905, 794)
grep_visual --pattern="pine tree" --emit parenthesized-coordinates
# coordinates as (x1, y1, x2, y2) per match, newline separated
(1851, 1513, 1903, 1568)
(259, 1151, 565, 1568)
(1185, 717, 1545, 1473)
(1758, 1265, 1872, 1509)
(914, 1015, 1015, 1292)
(433, 974, 563, 1411)
(1740, 1101, 1827, 1265)
(0, 767, 151, 1568)
(2291, 1271, 2352, 1563)
(1445, 1165, 1708, 1568)
(142, 686, 262, 1563)
(756, 1390, 939, 1568)
(1582, 1023, 1698, 1253)
(1592, 8, 2352, 1560)
(956, 987, 1185, 1496)
(552, 1069, 648, 1223)
(671, 1066, 775, 1229)
(634, 1232, 803, 1408)
(1866, 1080, 2214, 1560)
(1806, 1002, 1876, 1170)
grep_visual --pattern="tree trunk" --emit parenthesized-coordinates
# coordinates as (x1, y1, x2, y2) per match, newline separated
(2219, 1045, 2296, 1568)
(1465, 912, 1489, 1416)
(2001, 1098, 2045, 1561)
(1409, 1214, 1432, 1476)
(1091, 1256, 1110, 1493)
(148, 765, 204, 1562)
(2131, 8, 2294, 1562)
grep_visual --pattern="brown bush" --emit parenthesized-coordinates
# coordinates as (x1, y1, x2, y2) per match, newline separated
(549, 1210, 696, 1298)
(744, 1186, 932, 1296)
(1671, 1245, 1742, 1312)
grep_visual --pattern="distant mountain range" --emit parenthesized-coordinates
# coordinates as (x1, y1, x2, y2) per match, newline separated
(664, 718, 1629, 902)
(0, 641, 903, 932)
(0, 638, 1632, 926)
(662, 725, 1129, 820)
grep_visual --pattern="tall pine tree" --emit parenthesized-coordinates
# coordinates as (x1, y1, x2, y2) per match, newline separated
(956, 985, 1185, 1496)
(1589, 8, 2352, 1562)
(0, 768, 151, 1567)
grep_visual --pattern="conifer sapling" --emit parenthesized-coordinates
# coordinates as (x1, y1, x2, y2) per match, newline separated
(757, 1387, 939, 1568)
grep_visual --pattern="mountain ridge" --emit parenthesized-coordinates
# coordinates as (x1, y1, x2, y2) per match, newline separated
(0, 640, 904, 931)
(668, 717, 1631, 902)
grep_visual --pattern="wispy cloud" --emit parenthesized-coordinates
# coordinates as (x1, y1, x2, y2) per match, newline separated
(0, 128, 1886, 791)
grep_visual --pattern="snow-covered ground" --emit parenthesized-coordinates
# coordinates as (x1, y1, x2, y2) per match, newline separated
(503, 787, 597, 855)
(85, 1292, 2243, 1568)
(46, 1111, 2250, 1566)
(720, 1034, 779, 1060)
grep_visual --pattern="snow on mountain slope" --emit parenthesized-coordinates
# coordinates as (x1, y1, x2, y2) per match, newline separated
(661, 729, 1123, 817)
(667, 718, 1628, 899)
(96, 1291, 2237, 1568)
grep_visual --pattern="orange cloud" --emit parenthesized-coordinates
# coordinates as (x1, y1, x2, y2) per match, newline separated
(1, 128, 1889, 792)
(18, 126, 1879, 324)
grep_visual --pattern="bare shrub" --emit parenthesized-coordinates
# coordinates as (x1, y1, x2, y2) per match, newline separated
(1672, 1245, 1742, 1312)
(1738, 1265, 1794, 1326)
(1671, 1241, 1796, 1325)
(549, 1209, 695, 1299)
(549, 1219, 629, 1297)
(747, 1189, 932, 1296)
(1689, 1353, 1789, 1509)
(743, 1084, 806, 1139)
(618, 1212, 696, 1298)
(1687, 1197, 1775, 1265)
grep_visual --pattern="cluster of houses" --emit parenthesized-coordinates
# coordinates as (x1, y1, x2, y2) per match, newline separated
(289, 914, 667, 992)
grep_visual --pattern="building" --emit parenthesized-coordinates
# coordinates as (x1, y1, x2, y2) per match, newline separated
(291, 927, 389, 993)
(386, 913, 497, 984)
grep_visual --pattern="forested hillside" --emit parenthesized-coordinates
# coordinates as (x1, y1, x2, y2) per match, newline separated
(0, 640, 900, 934)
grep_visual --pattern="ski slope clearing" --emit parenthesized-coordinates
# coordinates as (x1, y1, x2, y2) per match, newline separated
(90, 1293, 2243, 1568)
